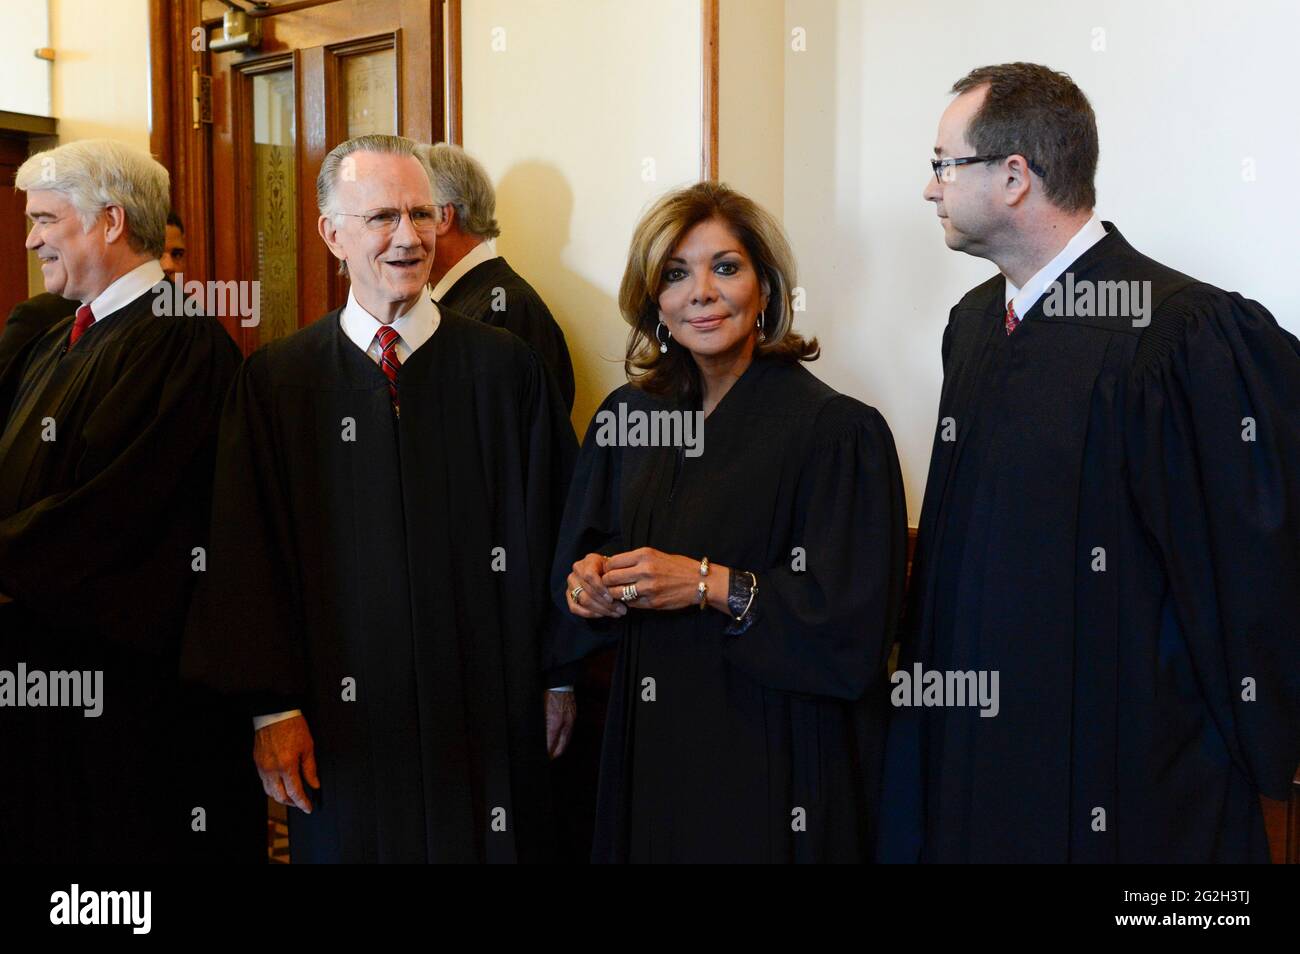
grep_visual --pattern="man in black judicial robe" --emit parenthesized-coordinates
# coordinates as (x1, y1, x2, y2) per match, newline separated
(182, 136, 578, 863)
(879, 63, 1300, 863)
(0, 294, 74, 377)
(422, 142, 576, 411)
(0, 140, 258, 862)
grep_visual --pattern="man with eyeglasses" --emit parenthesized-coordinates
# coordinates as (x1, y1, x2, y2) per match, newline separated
(183, 134, 579, 862)
(881, 62, 1300, 863)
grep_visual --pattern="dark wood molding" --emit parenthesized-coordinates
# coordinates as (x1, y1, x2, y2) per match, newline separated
(0, 112, 58, 139)
(700, 0, 718, 181)
(148, 1, 214, 283)
(444, 0, 462, 144)
(398, 0, 441, 145)
(147, 0, 172, 169)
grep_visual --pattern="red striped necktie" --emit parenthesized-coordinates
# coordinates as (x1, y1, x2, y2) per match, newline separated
(1004, 301, 1020, 335)
(69, 304, 95, 347)
(374, 325, 402, 414)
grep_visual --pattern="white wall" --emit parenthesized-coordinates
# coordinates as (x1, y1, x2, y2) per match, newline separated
(14, 0, 151, 295)
(719, 0, 783, 215)
(782, 0, 1300, 523)
(461, 0, 703, 431)
(47, 0, 151, 148)
(0, 0, 51, 116)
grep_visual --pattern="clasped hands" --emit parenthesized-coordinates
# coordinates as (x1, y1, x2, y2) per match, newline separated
(565, 547, 730, 619)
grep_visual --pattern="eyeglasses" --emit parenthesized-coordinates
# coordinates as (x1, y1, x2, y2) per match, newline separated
(931, 155, 1047, 183)
(334, 205, 441, 233)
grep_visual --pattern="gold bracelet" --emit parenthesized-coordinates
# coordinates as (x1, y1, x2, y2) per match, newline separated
(697, 580, 708, 610)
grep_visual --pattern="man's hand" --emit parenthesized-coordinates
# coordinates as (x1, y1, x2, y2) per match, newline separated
(254, 714, 319, 813)
(545, 690, 577, 759)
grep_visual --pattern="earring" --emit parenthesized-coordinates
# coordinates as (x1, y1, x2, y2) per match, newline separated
(756, 309, 767, 343)
(656, 319, 671, 354)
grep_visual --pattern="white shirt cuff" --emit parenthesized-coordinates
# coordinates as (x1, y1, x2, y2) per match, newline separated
(253, 709, 303, 731)
(547, 685, 574, 692)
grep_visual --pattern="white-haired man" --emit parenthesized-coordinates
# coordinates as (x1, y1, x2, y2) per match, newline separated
(420, 142, 575, 411)
(183, 134, 578, 862)
(0, 139, 259, 862)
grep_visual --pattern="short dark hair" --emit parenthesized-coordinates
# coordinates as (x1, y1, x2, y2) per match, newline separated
(166, 210, 184, 232)
(951, 62, 1098, 212)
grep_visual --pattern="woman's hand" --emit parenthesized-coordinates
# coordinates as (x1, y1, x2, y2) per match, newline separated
(565, 552, 627, 619)
(601, 547, 731, 612)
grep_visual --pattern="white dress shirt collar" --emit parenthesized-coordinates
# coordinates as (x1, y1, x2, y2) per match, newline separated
(339, 286, 440, 361)
(431, 240, 499, 302)
(1004, 213, 1108, 319)
(85, 259, 165, 323)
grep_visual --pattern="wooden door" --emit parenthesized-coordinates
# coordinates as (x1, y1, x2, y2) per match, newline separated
(0, 135, 33, 327)
(155, 0, 443, 352)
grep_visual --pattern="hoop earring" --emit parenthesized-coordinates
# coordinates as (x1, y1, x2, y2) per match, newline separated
(756, 309, 767, 343)
(656, 319, 671, 354)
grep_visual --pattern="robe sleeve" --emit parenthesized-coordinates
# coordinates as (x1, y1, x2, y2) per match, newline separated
(514, 342, 580, 682)
(722, 397, 908, 700)
(0, 317, 240, 612)
(545, 390, 627, 668)
(1126, 287, 1300, 799)
(180, 347, 306, 715)
(498, 293, 575, 414)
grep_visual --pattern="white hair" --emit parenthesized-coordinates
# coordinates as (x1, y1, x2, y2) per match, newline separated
(15, 139, 170, 257)
(415, 142, 501, 240)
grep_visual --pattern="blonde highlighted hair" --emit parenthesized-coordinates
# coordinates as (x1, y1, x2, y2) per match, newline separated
(618, 181, 817, 403)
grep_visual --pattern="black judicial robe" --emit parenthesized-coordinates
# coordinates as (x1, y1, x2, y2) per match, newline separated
(879, 223, 1300, 863)
(0, 287, 259, 862)
(437, 256, 576, 412)
(182, 307, 578, 863)
(548, 357, 908, 862)
(0, 294, 74, 380)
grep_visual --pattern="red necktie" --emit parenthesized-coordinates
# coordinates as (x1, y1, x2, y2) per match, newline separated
(374, 325, 401, 414)
(69, 304, 95, 347)
(1004, 301, 1020, 336)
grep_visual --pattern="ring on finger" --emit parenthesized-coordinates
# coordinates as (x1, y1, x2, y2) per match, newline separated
(621, 583, 639, 602)
(571, 584, 585, 603)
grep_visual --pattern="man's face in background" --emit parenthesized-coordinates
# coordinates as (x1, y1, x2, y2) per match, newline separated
(162, 222, 186, 280)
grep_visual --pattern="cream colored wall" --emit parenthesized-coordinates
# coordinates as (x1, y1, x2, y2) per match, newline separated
(19, 0, 151, 295)
(0, 0, 52, 116)
(48, 0, 151, 148)
(718, 0, 782, 216)
(460, 0, 703, 432)
(781, 0, 1300, 524)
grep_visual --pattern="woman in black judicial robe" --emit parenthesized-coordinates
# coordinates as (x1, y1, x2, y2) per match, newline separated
(550, 183, 907, 862)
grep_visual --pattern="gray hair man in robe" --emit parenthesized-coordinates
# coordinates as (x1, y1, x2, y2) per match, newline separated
(418, 142, 575, 412)
(0, 139, 258, 861)
(183, 134, 579, 862)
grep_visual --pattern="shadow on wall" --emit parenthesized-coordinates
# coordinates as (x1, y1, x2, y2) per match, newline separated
(496, 161, 624, 436)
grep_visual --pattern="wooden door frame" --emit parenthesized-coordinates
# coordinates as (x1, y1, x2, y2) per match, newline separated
(701, 0, 718, 181)
(149, 0, 450, 310)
